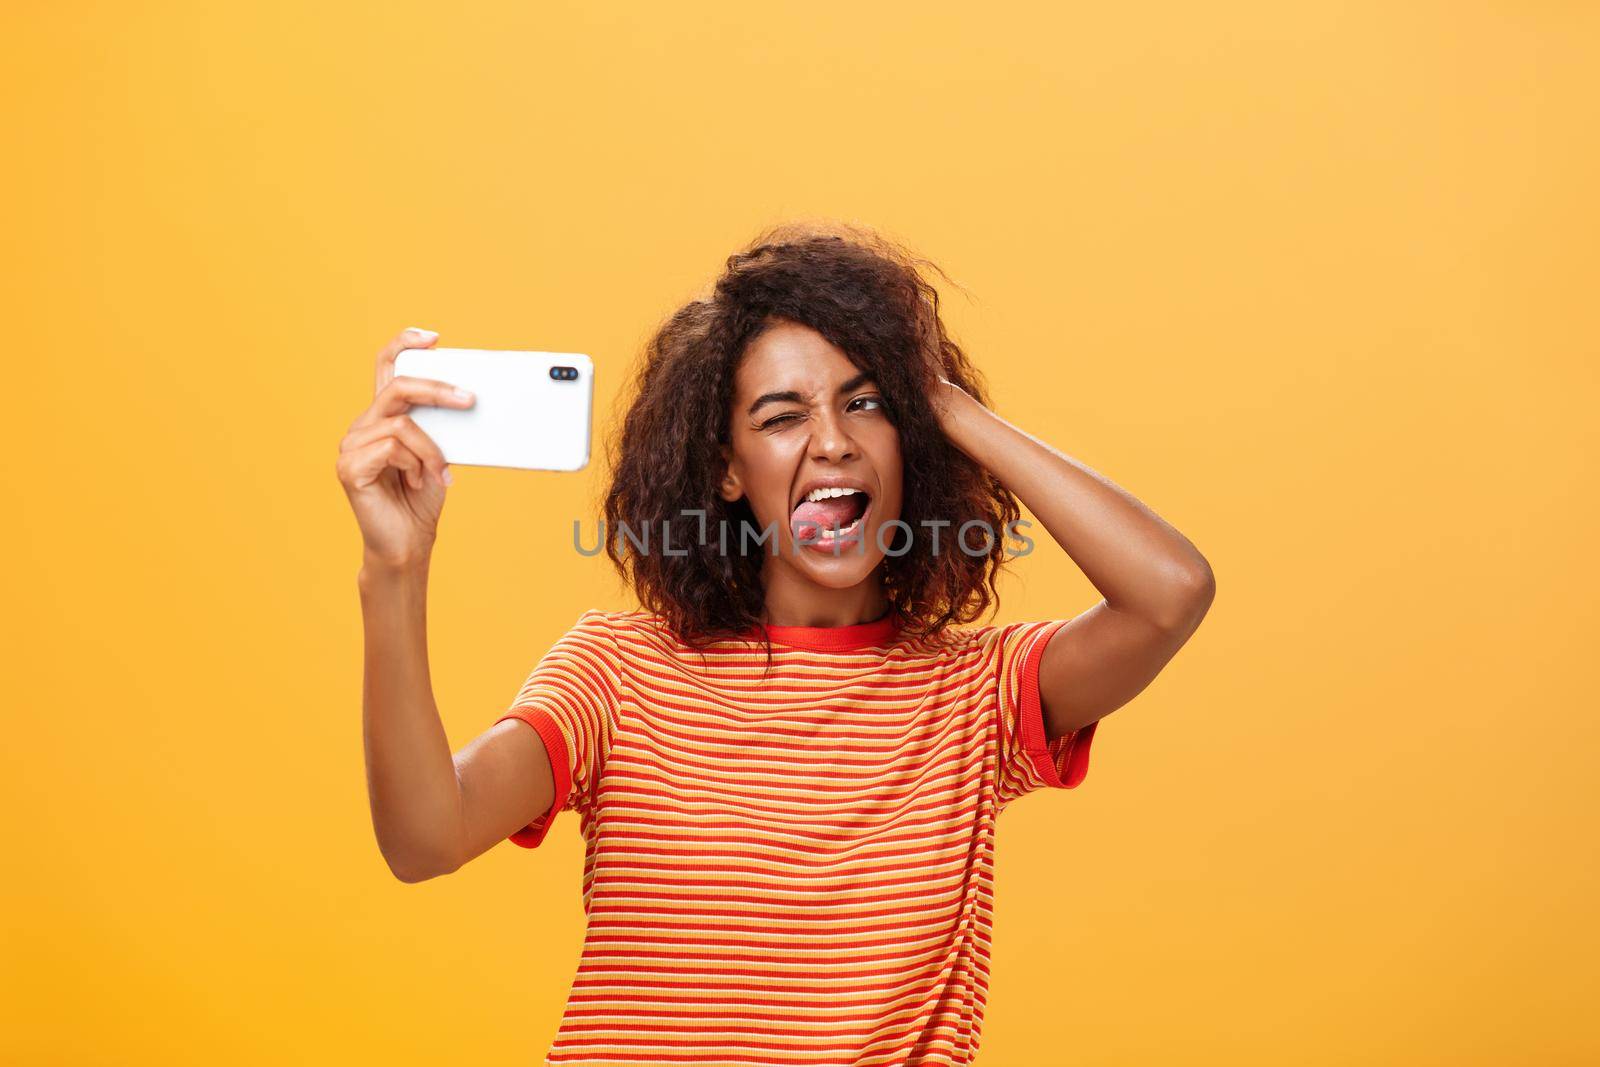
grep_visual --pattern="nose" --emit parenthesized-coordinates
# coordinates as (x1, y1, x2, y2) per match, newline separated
(809, 407, 857, 464)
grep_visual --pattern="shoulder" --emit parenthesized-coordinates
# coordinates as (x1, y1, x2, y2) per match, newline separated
(903, 619, 1064, 669)
(574, 609, 771, 649)
(571, 607, 637, 630)
(893, 622, 990, 665)
(569, 608, 650, 639)
(566, 608, 679, 654)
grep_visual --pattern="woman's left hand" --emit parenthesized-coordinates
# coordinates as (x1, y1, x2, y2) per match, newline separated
(930, 375, 977, 438)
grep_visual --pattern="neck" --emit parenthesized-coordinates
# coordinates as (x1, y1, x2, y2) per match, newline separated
(757, 564, 891, 629)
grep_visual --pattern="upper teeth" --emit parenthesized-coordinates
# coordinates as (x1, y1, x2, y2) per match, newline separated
(805, 486, 862, 503)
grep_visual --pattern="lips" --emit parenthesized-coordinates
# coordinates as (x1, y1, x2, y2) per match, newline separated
(791, 478, 872, 512)
(791, 492, 868, 531)
(790, 485, 872, 548)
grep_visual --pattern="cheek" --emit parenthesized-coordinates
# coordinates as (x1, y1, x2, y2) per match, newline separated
(740, 440, 798, 519)
(874, 432, 905, 503)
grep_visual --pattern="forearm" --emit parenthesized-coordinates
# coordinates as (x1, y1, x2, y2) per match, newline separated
(358, 555, 465, 881)
(939, 385, 1214, 629)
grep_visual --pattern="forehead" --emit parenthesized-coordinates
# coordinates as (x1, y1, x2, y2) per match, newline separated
(732, 321, 864, 398)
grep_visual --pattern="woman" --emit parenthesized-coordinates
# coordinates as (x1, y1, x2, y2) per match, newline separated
(336, 221, 1215, 1064)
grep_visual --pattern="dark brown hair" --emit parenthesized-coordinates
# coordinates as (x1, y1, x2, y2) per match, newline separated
(601, 220, 1021, 649)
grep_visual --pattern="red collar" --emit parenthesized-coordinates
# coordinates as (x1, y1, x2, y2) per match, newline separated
(738, 612, 901, 651)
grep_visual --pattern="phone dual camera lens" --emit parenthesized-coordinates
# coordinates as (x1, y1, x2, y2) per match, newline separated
(550, 366, 579, 381)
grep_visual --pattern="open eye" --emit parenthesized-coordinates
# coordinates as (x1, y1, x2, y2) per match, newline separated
(758, 394, 884, 431)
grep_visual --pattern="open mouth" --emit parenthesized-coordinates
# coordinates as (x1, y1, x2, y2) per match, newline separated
(790, 486, 872, 548)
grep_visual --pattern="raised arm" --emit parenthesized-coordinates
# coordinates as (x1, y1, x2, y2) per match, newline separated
(932, 377, 1216, 738)
(338, 328, 556, 882)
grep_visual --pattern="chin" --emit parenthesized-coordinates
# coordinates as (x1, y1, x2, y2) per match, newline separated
(783, 523, 890, 587)
(793, 550, 883, 588)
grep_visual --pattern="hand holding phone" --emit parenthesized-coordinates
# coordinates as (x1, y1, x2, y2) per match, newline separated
(334, 328, 477, 568)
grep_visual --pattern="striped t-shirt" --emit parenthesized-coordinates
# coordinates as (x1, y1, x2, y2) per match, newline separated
(495, 608, 1099, 1066)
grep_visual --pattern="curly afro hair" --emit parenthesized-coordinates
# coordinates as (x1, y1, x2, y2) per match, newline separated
(601, 219, 1022, 650)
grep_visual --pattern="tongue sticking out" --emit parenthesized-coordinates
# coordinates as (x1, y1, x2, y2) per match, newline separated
(791, 494, 868, 540)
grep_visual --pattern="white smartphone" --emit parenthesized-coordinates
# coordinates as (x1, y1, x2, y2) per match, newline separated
(392, 347, 593, 472)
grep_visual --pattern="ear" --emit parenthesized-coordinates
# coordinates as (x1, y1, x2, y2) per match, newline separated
(717, 443, 743, 503)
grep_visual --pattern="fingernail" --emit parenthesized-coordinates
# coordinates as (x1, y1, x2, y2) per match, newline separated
(452, 387, 474, 402)
(442, 466, 453, 486)
(407, 327, 438, 341)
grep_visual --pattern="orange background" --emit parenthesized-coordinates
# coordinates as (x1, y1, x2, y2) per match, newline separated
(4, 2, 1597, 1063)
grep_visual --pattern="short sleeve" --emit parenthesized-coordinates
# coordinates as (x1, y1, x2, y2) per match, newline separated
(495, 609, 623, 848)
(992, 619, 1098, 808)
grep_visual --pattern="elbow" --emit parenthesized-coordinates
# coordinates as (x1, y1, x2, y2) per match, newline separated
(389, 863, 440, 885)
(379, 841, 464, 885)
(1158, 559, 1216, 633)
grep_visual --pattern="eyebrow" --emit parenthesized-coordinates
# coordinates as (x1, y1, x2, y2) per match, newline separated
(747, 372, 874, 417)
